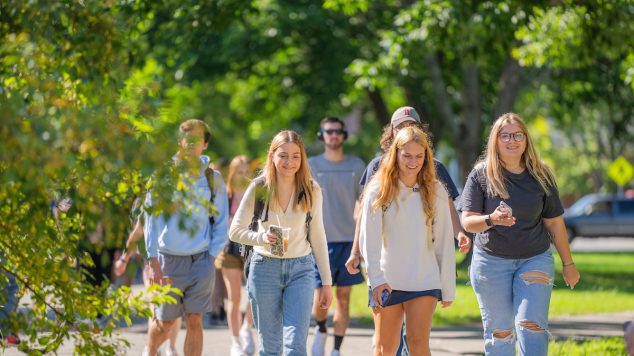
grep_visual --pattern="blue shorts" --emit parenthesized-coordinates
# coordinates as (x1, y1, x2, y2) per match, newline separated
(315, 242, 364, 288)
(367, 288, 442, 308)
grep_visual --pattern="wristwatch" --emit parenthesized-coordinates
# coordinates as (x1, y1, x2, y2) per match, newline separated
(485, 215, 493, 227)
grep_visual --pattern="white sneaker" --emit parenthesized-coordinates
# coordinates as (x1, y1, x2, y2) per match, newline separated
(163, 346, 178, 356)
(156, 342, 168, 356)
(141, 346, 152, 356)
(231, 339, 246, 356)
(330, 350, 341, 356)
(240, 327, 256, 355)
(311, 326, 327, 356)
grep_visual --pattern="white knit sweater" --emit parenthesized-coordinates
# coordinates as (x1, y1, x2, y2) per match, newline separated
(360, 180, 456, 301)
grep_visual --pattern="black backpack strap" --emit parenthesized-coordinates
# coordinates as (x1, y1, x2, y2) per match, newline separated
(241, 179, 268, 258)
(297, 182, 313, 241)
(249, 180, 268, 230)
(204, 167, 217, 226)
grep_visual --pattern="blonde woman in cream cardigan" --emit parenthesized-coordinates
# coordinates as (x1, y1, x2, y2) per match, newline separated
(230, 130, 332, 355)
(360, 126, 455, 356)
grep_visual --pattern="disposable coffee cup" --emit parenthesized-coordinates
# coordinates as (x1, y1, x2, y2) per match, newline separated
(281, 227, 290, 253)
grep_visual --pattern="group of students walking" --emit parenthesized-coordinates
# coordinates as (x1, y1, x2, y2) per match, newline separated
(129, 106, 580, 356)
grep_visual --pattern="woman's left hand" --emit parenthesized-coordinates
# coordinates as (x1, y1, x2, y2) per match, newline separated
(457, 232, 471, 254)
(562, 264, 580, 289)
(441, 301, 453, 308)
(317, 285, 333, 309)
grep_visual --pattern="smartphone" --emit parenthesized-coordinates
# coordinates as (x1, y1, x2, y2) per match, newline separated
(268, 225, 285, 257)
(381, 289, 391, 306)
(499, 201, 513, 217)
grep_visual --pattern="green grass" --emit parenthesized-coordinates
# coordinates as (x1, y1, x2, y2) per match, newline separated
(348, 252, 634, 327)
(549, 337, 627, 355)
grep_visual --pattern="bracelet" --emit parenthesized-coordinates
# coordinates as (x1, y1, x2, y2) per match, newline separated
(562, 262, 575, 267)
(351, 251, 360, 257)
(118, 257, 128, 263)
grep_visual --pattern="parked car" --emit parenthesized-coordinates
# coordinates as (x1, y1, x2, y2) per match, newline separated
(564, 194, 634, 242)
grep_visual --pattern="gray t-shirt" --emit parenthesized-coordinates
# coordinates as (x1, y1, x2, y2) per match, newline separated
(460, 165, 564, 259)
(308, 154, 366, 243)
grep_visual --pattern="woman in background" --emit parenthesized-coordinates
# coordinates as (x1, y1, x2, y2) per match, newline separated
(214, 155, 256, 356)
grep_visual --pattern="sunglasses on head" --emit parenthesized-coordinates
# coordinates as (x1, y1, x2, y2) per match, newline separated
(499, 132, 525, 142)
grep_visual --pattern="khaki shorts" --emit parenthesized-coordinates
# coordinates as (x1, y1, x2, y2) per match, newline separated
(215, 251, 244, 270)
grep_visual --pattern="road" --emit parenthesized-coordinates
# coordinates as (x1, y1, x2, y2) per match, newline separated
(570, 236, 634, 252)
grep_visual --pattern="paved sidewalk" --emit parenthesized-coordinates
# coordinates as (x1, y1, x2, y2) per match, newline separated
(5, 284, 633, 355)
(430, 311, 634, 355)
(3, 311, 632, 355)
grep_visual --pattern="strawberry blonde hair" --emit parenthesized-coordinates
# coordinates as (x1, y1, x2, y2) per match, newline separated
(372, 126, 437, 247)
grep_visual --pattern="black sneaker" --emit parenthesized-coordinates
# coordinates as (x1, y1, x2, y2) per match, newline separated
(218, 306, 226, 322)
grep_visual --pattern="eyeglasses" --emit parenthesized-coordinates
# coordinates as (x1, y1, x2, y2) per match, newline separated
(323, 129, 344, 136)
(499, 132, 525, 142)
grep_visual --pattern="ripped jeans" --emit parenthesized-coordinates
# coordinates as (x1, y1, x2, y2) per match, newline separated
(470, 246, 554, 356)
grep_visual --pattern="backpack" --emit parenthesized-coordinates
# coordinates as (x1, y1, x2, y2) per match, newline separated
(222, 191, 243, 257)
(204, 167, 217, 227)
(241, 178, 313, 278)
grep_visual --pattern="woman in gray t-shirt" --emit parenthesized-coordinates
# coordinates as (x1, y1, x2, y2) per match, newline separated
(461, 113, 580, 356)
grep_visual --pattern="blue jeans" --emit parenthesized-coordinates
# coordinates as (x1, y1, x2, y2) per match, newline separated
(247, 253, 315, 356)
(470, 246, 554, 356)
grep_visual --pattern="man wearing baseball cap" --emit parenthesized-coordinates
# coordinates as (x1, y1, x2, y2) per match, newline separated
(345, 106, 470, 354)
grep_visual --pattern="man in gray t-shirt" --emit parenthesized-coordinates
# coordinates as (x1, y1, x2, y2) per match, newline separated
(308, 117, 365, 356)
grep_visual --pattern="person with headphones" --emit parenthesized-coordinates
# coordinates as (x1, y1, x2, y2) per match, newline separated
(308, 117, 366, 356)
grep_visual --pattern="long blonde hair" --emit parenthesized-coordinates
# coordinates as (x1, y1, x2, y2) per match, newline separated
(372, 126, 437, 246)
(257, 130, 313, 213)
(482, 113, 557, 199)
(226, 155, 250, 199)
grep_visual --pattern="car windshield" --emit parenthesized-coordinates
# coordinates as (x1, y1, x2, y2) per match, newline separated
(568, 195, 602, 216)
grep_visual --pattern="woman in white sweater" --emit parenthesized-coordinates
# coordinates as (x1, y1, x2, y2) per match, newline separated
(360, 126, 455, 356)
(229, 130, 332, 355)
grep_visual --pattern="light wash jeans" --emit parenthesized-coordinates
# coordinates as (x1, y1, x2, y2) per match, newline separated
(247, 252, 315, 356)
(470, 246, 554, 356)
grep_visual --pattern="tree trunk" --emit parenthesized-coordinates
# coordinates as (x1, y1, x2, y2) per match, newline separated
(367, 88, 390, 127)
(494, 56, 524, 118)
(457, 63, 482, 182)
(425, 54, 456, 134)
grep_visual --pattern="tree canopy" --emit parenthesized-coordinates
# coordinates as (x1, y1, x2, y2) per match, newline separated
(1, 0, 632, 353)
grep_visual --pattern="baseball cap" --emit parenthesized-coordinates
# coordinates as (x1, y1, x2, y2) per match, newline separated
(390, 106, 421, 128)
